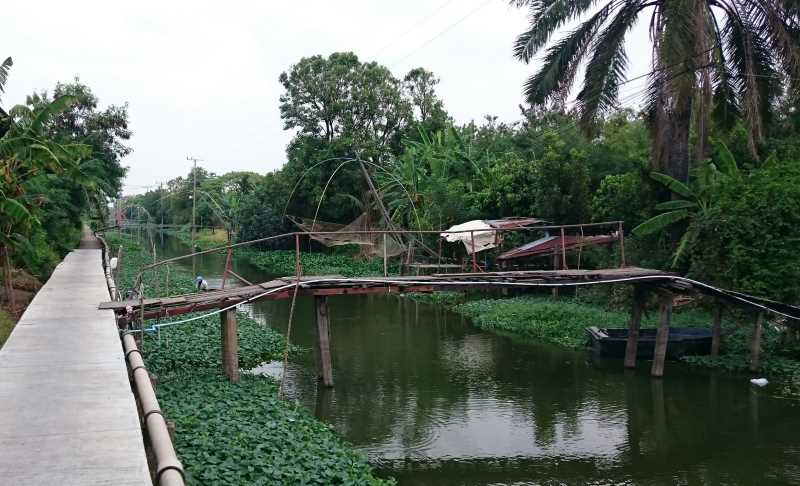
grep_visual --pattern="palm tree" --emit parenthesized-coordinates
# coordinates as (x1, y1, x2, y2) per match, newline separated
(512, 1, 799, 182)
(0, 57, 12, 137)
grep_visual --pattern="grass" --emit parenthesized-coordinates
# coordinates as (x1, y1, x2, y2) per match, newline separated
(169, 227, 230, 251)
(0, 308, 15, 349)
(105, 232, 393, 485)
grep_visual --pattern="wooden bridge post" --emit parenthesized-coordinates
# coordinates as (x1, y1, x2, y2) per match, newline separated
(711, 304, 723, 357)
(220, 308, 239, 382)
(750, 311, 764, 371)
(315, 296, 334, 388)
(624, 285, 646, 368)
(651, 291, 673, 377)
(470, 231, 478, 272)
(551, 251, 560, 298)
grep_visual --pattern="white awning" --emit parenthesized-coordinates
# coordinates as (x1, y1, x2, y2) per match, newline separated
(441, 220, 497, 254)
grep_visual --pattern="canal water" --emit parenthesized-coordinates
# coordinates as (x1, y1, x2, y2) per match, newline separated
(155, 234, 800, 485)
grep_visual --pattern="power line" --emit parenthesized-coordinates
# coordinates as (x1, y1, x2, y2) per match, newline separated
(391, 0, 494, 67)
(371, 0, 458, 58)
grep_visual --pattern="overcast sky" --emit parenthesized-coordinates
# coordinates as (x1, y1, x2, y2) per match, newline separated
(3, 0, 652, 195)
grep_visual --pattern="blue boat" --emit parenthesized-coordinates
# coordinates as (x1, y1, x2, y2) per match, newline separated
(586, 326, 714, 359)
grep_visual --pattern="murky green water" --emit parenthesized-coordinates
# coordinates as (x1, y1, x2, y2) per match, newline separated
(154, 234, 800, 485)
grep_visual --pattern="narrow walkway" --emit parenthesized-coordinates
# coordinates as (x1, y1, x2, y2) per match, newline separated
(0, 245, 151, 484)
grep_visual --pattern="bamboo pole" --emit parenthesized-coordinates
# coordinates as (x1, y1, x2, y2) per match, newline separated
(560, 227, 568, 270)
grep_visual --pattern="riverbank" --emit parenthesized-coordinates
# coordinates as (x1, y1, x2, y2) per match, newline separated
(106, 233, 393, 485)
(408, 290, 800, 393)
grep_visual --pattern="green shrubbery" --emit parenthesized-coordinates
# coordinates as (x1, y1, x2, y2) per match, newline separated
(247, 249, 397, 277)
(453, 296, 709, 348)
(105, 233, 392, 485)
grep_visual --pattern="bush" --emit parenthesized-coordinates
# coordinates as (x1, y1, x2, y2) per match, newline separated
(687, 161, 800, 302)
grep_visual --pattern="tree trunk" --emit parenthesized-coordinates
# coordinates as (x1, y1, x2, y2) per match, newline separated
(667, 91, 693, 184)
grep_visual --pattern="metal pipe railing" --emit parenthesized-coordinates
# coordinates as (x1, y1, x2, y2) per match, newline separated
(123, 334, 185, 486)
(127, 220, 626, 289)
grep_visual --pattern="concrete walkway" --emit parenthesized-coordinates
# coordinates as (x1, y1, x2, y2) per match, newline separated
(0, 247, 152, 484)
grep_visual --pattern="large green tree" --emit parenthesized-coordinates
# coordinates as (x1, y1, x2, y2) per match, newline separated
(512, 0, 800, 182)
(278, 52, 411, 163)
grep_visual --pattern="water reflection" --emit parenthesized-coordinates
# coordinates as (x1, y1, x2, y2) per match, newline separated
(150, 233, 800, 486)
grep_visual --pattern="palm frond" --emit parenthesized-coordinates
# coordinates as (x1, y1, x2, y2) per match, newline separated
(523, 3, 613, 106)
(0, 56, 12, 97)
(513, 0, 599, 63)
(575, 0, 643, 131)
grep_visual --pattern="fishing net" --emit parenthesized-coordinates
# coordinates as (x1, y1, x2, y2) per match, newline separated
(287, 214, 406, 257)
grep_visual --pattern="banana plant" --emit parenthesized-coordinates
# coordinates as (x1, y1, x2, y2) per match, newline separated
(0, 95, 80, 306)
(633, 140, 740, 266)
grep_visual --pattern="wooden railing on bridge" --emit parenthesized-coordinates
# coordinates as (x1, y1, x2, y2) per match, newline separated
(101, 221, 800, 390)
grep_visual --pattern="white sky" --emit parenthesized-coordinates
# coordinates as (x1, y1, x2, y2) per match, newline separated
(2, 0, 652, 195)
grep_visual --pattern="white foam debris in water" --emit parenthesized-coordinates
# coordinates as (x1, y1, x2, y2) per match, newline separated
(750, 378, 769, 387)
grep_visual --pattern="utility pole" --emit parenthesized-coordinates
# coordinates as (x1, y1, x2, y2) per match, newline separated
(159, 182, 164, 228)
(187, 156, 203, 275)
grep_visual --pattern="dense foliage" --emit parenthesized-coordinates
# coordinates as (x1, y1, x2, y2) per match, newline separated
(106, 233, 391, 485)
(247, 250, 397, 277)
(454, 295, 711, 348)
(0, 66, 129, 286)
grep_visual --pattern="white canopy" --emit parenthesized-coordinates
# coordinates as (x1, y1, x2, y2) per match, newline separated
(441, 220, 497, 254)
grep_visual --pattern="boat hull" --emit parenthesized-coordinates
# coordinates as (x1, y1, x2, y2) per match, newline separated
(586, 327, 713, 360)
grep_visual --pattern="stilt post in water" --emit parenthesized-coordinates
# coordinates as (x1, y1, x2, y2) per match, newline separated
(624, 285, 646, 368)
(315, 295, 334, 387)
(651, 291, 673, 377)
(750, 311, 764, 371)
(711, 304, 723, 357)
(220, 308, 239, 382)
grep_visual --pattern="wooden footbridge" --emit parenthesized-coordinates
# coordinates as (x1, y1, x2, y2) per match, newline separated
(100, 250, 800, 388)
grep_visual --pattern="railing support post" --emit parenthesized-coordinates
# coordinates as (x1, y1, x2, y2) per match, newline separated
(220, 308, 239, 383)
(560, 227, 567, 270)
(470, 231, 477, 272)
(618, 221, 626, 268)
